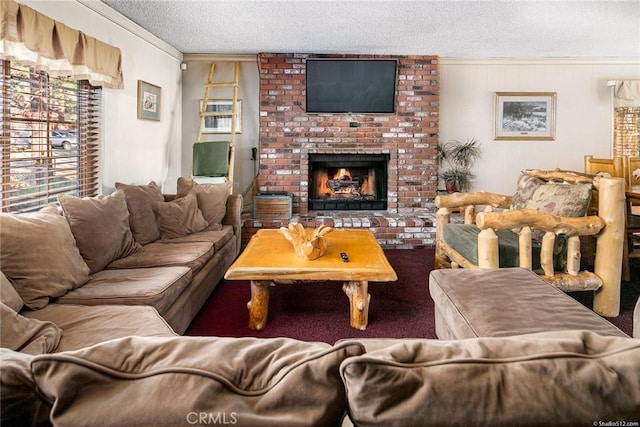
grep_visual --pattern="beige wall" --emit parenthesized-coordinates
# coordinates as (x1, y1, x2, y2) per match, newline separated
(440, 58, 640, 195)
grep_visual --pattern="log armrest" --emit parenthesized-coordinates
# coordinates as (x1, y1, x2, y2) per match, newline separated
(435, 191, 513, 210)
(435, 191, 512, 225)
(223, 193, 243, 257)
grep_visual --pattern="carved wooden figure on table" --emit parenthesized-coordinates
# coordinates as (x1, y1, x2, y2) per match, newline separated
(279, 223, 333, 260)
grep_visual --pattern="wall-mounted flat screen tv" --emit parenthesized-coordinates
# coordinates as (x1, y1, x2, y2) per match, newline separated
(305, 59, 398, 114)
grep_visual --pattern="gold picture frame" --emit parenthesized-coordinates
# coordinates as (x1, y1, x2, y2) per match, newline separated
(494, 92, 556, 140)
(200, 99, 242, 133)
(137, 80, 161, 121)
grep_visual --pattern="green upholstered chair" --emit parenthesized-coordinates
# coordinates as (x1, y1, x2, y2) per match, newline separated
(193, 141, 230, 177)
(434, 169, 626, 317)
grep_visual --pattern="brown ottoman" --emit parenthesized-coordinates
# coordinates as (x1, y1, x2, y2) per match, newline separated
(429, 268, 628, 340)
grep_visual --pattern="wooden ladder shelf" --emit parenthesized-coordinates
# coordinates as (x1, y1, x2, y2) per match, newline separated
(194, 61, 240, 192)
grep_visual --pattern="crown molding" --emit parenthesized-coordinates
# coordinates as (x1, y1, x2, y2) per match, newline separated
(440, 57, 640, 65)
(75, 0, 183, 61)
(182, 54, 257, 62)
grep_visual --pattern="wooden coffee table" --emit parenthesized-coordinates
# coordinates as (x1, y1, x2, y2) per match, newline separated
(224, 228, 397, 331)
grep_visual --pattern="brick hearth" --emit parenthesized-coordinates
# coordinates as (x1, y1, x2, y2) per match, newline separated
(242, 210, 436, 249)
(248, 53, 440, 247)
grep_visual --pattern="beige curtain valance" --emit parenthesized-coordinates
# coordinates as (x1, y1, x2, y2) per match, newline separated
(0, 0, 123, 89)
(614, 80, 640, 108)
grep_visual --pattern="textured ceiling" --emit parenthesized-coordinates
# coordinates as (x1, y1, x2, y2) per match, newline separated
(99, 0, 640, 58)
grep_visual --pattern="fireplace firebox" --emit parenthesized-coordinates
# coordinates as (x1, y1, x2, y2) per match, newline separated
(308, 154, 389, 211)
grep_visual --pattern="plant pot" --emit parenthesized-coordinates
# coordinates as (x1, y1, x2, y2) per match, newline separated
(445, 182, 458, 193)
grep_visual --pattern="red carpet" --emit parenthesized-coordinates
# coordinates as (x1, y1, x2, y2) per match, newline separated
(186, 248, 638, 342)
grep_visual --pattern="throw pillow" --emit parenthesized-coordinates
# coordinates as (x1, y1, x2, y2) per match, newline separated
(1, 302, 62, 354)
(0, 205, 90, 309)
(524, 182, 593, 217)
(31, 336, 364, 427)
(152, 192, 209, 240)
(58, 191, 142, 274)
(114, 181, 165, 244)
(340, 331, 640, 426)
(177, 177, 229, 231)
(1, 271, 23, 313)
(510, 172, 545, 210)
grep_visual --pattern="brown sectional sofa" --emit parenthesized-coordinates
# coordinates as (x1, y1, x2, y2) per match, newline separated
(0, 178, 242, 347)
(1, 185, 639, 425)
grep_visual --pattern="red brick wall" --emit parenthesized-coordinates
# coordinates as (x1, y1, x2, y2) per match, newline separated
(258, 53, 439, 215)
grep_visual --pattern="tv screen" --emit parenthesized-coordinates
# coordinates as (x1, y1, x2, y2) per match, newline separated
(305, 59, 397, 114)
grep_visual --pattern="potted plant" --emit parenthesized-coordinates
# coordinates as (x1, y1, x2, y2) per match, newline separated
(437, 137, 481, 193)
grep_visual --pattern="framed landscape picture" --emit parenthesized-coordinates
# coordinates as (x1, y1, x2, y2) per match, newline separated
(137, 80, 161, 121)
(494, 92, 556, 140)
(200, 99, 242, 133)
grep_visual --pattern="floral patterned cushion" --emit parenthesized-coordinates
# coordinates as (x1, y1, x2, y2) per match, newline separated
(510, 173, 545, 210)
(524, 182, 592, 217)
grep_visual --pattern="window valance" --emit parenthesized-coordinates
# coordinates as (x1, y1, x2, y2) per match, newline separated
(614, 80, 640, 108)
(0, 0, 123, 89)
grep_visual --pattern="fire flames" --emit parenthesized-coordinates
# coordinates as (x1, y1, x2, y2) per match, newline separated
(313, 167, 375, 200)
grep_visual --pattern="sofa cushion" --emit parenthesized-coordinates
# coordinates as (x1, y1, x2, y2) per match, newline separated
(340, 330, 640, 426)
(107, 241, 213, 274)
(0, 205, 90, 309)
(428, 268, 628, 339)
(30, 336, 364, 426)
(0, 349, 51, 427)
(115, 181, 165, 244)
(152, 191, 208, 240)
(58, 191, 142, 274)
(157, 226, 234, 252)
(1, 302, 62, 354)
(57, 267, 192, 316)
(1, 271, 23, 313)
(24, 304, 176, 352)
(177, 177, 230, 231)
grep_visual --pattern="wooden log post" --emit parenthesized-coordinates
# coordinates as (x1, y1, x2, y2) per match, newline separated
(247, 280, 271, 330)
(566, 236, 581, 276)
(478, 228, 499, 268)
(540, 231, 555, 277)
(464, 205, 475, 224)
(518, 226, 532, 270)
(593, 176, 625, 317)
(435, 207, 451, 269)
(343, 281, 371, 330)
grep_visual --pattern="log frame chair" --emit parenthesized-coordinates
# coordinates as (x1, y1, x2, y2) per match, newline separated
(435, 169, 626, 317)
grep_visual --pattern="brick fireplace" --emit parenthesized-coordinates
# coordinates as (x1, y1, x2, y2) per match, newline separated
(244, 53, 440, 248)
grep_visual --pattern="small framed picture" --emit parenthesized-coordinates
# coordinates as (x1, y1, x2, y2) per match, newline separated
(200, 99, 242, 133)
(494, 92, 556, 140)
(137, 80, 161, 121)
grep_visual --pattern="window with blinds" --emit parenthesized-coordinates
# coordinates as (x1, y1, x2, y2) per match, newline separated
(613, 107, 640, 157)
(1, 61, 101, 213)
